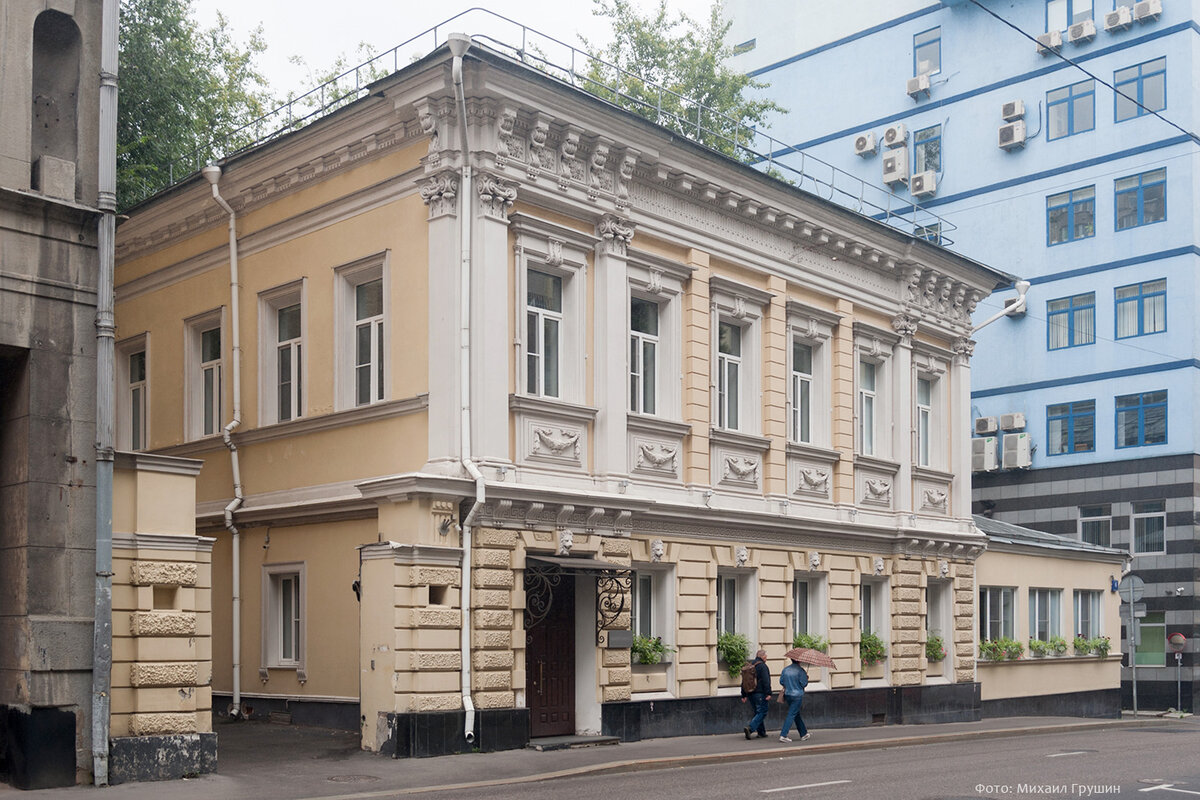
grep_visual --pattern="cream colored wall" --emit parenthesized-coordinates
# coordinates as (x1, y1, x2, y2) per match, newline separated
(975, 548, 1122, 701)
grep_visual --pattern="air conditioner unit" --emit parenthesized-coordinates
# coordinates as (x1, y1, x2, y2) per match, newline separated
(1001, 100, 1025, 121)
(975, 416, 999, 436)
(1000, 412, 1026, 432)
(1104, 6, 1133, 30)
(882, 148, 909, 186)
(1036, 30, 1063, 55)
(1068, 18, 1097, 43)
(882, 123, 908, 148)
(998, 120, 1027, 151)
(972, 436, 999, 472)
(911, 170, 937, 198)
(1002, 432, 1032, 469)
(853, 132, 877, 157)
(907, 73, 931, 99)
(1134, 0, 1161, 22)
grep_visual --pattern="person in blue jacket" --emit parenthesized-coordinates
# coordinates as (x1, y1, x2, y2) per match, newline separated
(778, 655, 810, 743)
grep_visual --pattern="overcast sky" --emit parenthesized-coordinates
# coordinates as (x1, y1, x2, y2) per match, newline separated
(190, 0, 717, 100)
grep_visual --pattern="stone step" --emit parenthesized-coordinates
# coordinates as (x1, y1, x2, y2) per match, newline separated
(527, 735, 621, 752)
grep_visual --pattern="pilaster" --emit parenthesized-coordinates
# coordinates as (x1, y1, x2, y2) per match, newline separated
(592, 215, 634, 482)
(951, 338, 974, 518)
(892, 315, 917, 512)
(831, 299, 855, 501)
(420, 170, 463, 472)
(682, 250, 712, 486)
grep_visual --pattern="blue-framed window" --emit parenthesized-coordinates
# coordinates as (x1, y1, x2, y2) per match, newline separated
(1047, 80, 1095, 140)
(1046, 186, 1095, 245)
(1115, 390, 1166, 448)
(1047, 292, 1095, 349)
(913, 125, 941, 174)
(1115, 57, 1165, 122)
(1047, 400, 1095, 455)
(914, 27, 941, 76)
(1115, 279, 1166, 339)
(1115, 168, 1166, 230)
(1047, 0, 1092, 31)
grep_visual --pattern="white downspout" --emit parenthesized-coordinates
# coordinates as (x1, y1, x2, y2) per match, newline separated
(201, 164, 246, 719)
(449, 32, 481, 746)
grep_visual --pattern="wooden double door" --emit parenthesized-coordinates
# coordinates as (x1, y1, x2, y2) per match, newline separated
(525, 571, 575, 738)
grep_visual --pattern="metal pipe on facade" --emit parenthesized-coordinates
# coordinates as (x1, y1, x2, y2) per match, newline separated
(201, 164, 246, 718)
(91, 0, 120, 783)
(449, 32, 480, 746)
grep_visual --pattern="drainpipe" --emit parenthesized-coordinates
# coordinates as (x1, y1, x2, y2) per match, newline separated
(971, 280, 1030, 334)
(449, 32, 481, 746)
(91, 0, 119, 784)
(201, 164, 246, 719)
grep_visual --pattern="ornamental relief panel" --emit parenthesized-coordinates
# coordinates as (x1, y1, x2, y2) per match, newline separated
(628, 433, 683, 482)
(517, 414, 588, 471)
(789, 459, 832, 500)
(855, 467, 895, 510)
(916, 477, 952, 515)
(712, 443, 762, 492)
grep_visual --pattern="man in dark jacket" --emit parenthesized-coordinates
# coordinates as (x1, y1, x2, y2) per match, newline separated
(740, 649, 773, 739)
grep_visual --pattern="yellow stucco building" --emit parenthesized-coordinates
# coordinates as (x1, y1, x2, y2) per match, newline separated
(112, 33, 1119, 756)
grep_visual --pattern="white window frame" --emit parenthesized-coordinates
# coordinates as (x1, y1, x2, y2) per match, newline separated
(262, 561, 306, 673)
(793, 572, 827, 640)
(632, 564, 675, 646)
(859, 576, 890, 672)
(716, 569, 756, 639)
(1132, 499, 1166, 555)
(1028, 588, 1062, 640)
(1078, 504, 1112, 547)
(859, 359, 879, 456)
(184, 309, 224, 440)
(911, 349, 948, 470)
(979, 586, 1016, 640)
(116, 333, 149, 451)
(629, 295, 660, 415)
(258, 280, 306, 425)
(716, 319, 744, 431)
(627, 251, 688, 421)
(786, 303, 837, 449)
(926, 579, 952, 643)
(1073, 589, 1102, 639)
(854, 325, 898, 460)
(334, 253, 389, 411)
(709, 277, 770, 436)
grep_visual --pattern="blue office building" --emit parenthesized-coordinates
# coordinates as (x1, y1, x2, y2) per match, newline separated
(728, 0, 1195, 711)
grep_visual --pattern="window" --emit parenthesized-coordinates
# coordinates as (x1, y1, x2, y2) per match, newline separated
(1079, 504, 1112, 547)
(527, 269, 563, 398)
(335, 255, 387, 410)
(262, 563, 305, 670)
(1115, 57, 1165, 122)
(1029, 588, 1062, 640)
(793, 576, 827, 640)
(1116, 279, 1165, 338)
(1116, 390, 1166, 448)
(1047, 80, 1095, 141)
(1134, 611, 1166, 667)
(1047, 0, 1092, 31)
(1047, 399, 1095, 455)
(1073, 589, 1101, 639)
(1132, 499, 1166, 554)
(354, 280, 384, 405)
(1047, 292, 1095, 349)
(630, 297, 659, 415)
(717, 321, 742, 430)
(1047, 187, 1095, 245)
(717, 575, 737, 635)
(633, 572, 654, 638)
(260, 283, 305, 425)
(116, 335, 148, 451)
(926, 581, 951, 645)
(632, 567, 674, 653)
(979, 587, 1015, 640)
(916, 377, 933, 467)
(791, 341, 813, 443)
(913, 125, 941, 174)
(858, 360, 877, 456)
(913, 27, 941, 76)
(186, 311, 223, 440)
(716, 572, 754, 637)
(860, 583, 873, 633)
(1115, 168, 1166, 230)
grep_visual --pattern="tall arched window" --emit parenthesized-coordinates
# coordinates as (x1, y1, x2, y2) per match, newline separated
(31, 10, 81, 199)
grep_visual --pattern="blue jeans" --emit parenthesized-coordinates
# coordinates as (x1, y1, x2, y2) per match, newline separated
(780, 693, 807, 738)
(747, 692, 770, 736)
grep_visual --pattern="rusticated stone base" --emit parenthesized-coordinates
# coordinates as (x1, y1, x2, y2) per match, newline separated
(109, 733, 217, 785)
(380, 708, 529, 758)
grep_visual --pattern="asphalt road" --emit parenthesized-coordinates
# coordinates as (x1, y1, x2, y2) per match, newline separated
(426, 718, 1200, 800)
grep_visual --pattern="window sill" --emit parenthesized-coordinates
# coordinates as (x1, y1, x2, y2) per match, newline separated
(709, 427, 770, 452)
(912, 465, 953, 482)
(509, 394, 599, 423)
(785, 441, 841, 464)
(627, 413, 691, 437)
(856, 454, 900, 474)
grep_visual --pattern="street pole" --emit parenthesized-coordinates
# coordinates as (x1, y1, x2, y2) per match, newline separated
(1177, 651, 1182, 712)
(1131, 615, 1138, 716)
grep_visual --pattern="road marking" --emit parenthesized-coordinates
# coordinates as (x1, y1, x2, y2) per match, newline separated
(1046, 751, 1089, 758)
(1140, 785, 1200, 795)
(762, 779, 852, 793)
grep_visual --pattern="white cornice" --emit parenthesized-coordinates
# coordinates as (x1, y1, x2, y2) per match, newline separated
(114, 451, 204, 476)
(112, 532, 215, 553)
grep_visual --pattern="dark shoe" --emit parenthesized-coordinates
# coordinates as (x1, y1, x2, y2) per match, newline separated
(744, 726, 752, 740)
(756, 732, 767, 738)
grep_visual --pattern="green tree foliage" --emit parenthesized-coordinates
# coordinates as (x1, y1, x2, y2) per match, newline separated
(118, 0, 271, 207)
(580, 0, 784, 159)
(282, 43, 395, 122)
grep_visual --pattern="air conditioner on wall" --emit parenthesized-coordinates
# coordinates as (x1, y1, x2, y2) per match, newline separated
(975, 416, 999, 435)
(1002, 432, 1032, 469)
(911, 170, 937, 197)
(1000, 412, 1026, 432)
(999, 120, 1027, 151)
(1134, 0, 1162, 22)
(1036, 30, 1063, 55)
(882, 123, 908, 148)
(1068, 19, 1097, 43)
(854, 132, 877, 157)
(882, 148, 909, 186)
(1105, 6, 1133, 30)
(972, 436, 999, 472)
(1001, 100, 1025, 121)
(907, 73, 931, 100)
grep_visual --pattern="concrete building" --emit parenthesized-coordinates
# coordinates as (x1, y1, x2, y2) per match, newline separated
(111, 22, 1125, 757)
(728, 0, 1197, 711)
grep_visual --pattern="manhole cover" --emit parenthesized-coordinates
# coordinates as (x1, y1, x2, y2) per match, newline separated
(327, 775, 381, 783)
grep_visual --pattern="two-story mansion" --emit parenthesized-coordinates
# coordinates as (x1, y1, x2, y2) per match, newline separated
(113, 33, 1011, 755)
